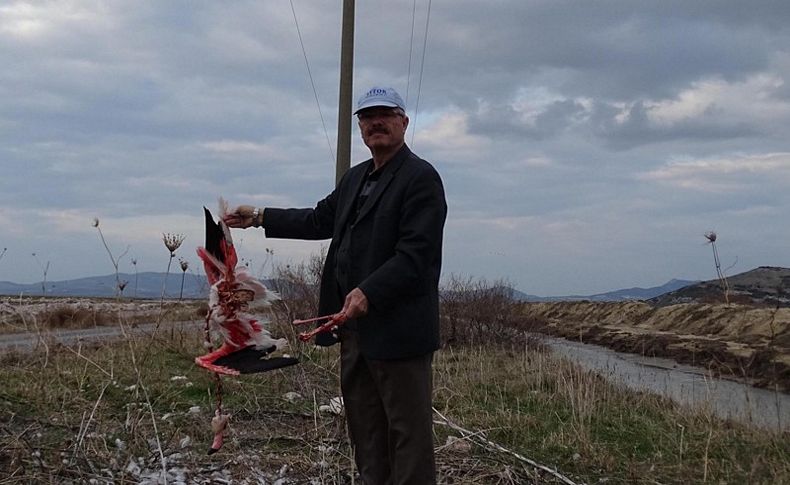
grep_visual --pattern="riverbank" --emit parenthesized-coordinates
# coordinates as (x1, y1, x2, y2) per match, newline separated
(520, 301, 790, 392)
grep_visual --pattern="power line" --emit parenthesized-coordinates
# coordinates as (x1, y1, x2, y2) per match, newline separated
(405, 0, 417, 107)
(411, 0, 432, 146)
(290, 0, 335, 163)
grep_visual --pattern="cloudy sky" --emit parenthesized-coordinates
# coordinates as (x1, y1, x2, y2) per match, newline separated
(1, 1, 789, 296)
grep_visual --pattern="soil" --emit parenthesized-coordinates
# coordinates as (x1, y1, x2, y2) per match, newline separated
(520, 301, 790, 392)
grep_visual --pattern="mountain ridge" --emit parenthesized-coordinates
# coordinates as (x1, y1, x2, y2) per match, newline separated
(0, 271, 213, 299)
(511, 278, 697, 302)
(0, 272, 696, 301)
(649, 266, 790, 307)
(3, 267, 786, 305)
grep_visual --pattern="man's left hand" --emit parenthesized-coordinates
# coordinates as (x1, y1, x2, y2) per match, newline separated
(342, 288, 369, 319)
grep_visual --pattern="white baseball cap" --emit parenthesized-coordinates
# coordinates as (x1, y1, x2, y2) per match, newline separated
(354, 86, 406, 115)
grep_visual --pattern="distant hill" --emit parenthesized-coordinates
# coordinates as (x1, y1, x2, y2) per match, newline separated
(649, 266, 790, 307)
(512, 279, 698, 302)
(0, 272, 213, 299)
(9, 268, 786, 306)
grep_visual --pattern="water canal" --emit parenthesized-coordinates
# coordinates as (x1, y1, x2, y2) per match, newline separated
(540, 335, 789, 432)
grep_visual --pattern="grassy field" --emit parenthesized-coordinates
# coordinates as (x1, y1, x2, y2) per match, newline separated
(1, 307, 788, 484)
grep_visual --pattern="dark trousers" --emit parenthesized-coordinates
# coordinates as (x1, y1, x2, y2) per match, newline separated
(340, 328, 436, 485)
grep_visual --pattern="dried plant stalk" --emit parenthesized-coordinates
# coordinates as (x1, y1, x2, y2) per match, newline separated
(704, 231, 730, 305)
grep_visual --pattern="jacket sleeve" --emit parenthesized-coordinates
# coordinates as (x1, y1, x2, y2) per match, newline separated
(262, 190, 338, 240)
(358, 165, 447, 311)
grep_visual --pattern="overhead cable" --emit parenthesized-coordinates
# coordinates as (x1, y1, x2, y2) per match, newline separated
(290, 0, 335, 163)
(411, 0, 432, 146)
(405, 0, 417, 107)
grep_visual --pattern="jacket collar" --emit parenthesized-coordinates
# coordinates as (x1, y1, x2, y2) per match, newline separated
(354, 144, 410, 222)
(337, 144, 411, 229)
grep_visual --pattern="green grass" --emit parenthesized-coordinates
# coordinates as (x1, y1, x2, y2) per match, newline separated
(0, 318, 787, 483)
(432, 345, 789, 484)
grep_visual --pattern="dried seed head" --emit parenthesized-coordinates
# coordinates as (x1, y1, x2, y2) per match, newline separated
(180, 259, 189, 272)
(163, 233, 185, 255)
(118, 281, 128, 291)
(92, 218, 100, 228)
(704, 231, 717, 243)
(131, 258, 137, 266)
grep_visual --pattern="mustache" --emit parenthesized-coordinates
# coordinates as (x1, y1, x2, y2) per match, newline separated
(367, 127, 389, 135)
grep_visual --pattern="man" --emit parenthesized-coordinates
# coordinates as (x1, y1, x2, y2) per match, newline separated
(224, 86, 447, 484)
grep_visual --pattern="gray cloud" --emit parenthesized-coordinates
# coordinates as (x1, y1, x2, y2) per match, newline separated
(1, 0, 789, 295)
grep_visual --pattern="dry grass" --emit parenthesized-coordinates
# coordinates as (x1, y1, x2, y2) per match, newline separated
(433, 343, 789, 484)
(0, 296, 204, 335)
(1, 274, 789, 483)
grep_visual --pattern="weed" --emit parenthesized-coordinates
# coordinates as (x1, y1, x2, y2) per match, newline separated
(705, 231, 731, 305)
(31, 252, 50, 297)
(178, 259, 189, 301)
(161, 233, 185, 302)
(131, 258, 139, 299)
(92, 217, 131, 298)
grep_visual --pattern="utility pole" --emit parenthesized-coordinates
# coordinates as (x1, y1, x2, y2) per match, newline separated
(335, 0, 355, 186)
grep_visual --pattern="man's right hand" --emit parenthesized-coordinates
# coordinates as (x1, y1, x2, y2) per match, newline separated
(341, 288, 369, 320)
(223, 205, 262, 228)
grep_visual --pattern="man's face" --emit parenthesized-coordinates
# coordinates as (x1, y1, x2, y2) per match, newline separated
(357, 107, 409, 152)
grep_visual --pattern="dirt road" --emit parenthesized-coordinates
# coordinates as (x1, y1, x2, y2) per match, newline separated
(0, 320, 202, 351)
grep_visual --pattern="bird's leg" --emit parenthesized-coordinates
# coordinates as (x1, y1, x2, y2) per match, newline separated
(293, 313, 347, 341)
(195, 342, 241, 375)
(207, 410, 230, 455)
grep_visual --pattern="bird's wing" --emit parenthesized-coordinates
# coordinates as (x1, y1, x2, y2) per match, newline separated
(195, 205, 298, 375)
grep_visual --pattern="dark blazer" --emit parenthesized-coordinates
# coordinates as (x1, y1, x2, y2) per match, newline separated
(263, 144, 447, 359)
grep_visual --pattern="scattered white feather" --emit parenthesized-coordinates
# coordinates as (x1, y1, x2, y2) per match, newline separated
(218, 196, 229, 218)
(179, 436, 192, 449)
(328, 397, 344, 415)
(283, 392, 303, 403)
(125, 458, 141, 476)
(444, 435, 472, 453)
(319, 398, 344, 415)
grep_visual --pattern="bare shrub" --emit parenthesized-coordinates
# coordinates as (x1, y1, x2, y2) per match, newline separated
(267, 252, 525, 349)
(43, 305, 107, 329)
(270, 248, 326, 322)
(440, 275, 521, 347)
